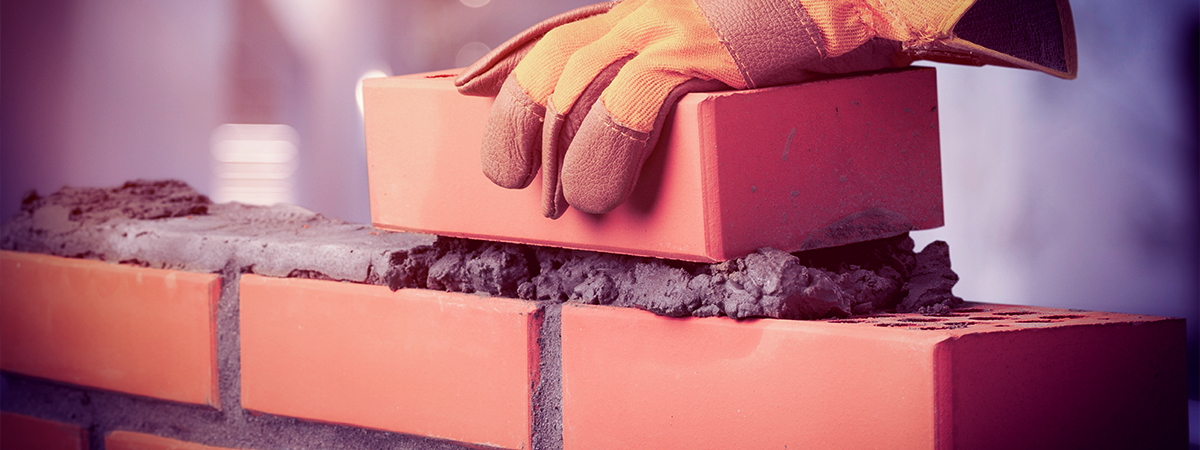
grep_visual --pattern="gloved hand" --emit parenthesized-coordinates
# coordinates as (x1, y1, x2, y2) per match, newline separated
(456, 0, 1076, 219)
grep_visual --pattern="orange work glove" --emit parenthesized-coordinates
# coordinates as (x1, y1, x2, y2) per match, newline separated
(456, 0, 1076, 218)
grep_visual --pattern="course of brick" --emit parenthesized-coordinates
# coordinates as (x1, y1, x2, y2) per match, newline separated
(0, 181, 1187, 449)
(1, 412, 87, 450)
(106, 431, 236, 450)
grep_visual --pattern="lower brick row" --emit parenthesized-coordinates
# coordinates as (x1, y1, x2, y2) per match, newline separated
(0, 251, 1188, 449)
(1, 413, 233, 450)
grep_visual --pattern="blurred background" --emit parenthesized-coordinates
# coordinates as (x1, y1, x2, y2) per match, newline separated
(2, 0, 1197, 440)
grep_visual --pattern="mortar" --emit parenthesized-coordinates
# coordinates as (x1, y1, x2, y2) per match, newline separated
(1, 180, 959, 320)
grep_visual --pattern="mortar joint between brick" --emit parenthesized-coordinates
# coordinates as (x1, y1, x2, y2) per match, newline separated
(532, 301, 563, 450)
(216, 264, 246, 423)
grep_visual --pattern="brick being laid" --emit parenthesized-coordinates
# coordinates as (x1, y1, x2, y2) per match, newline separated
(363, 67, 943, 262)
(238, 275, 542, 450)
(560, 302, 1187, 449)
(0, 251, 220, 407)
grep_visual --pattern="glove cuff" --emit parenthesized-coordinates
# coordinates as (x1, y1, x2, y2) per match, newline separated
(693, 0, 825, 89)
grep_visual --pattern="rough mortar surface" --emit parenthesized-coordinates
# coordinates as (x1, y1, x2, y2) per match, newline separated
(531, 302, 562, 450)
(2, 180, 961, 319)
(2, 180, 435, 284)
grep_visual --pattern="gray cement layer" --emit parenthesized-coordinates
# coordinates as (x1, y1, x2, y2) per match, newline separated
(1, 180, 436, 283)
(2, 179, 961, 320)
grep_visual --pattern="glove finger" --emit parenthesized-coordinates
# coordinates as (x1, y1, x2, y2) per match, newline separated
(540, 55, 635, 219)
(549, 0, 740, 215)
(454, 1, 619, 97)
(480, 74, 545, 189)
(478, 0, 647, 196)
(562, 75, 727, 215)
(551, 0, 743, 131)
(542, 6, 648, 120)
(513, 0, 647, 111)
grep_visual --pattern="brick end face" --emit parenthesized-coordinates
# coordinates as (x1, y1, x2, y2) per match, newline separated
(941, 318, 1188, 449)
(712, 68, 944, 258)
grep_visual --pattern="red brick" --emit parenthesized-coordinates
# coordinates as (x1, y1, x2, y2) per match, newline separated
(561, 303, 1185, 449)
(0, 251, 221, 407)
(106, 431, 239, 450)
(0, 412, 86, 450)
(363, 68, 942, 262)
(239, 275, 541, 450)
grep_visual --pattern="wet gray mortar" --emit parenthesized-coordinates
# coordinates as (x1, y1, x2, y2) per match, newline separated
(0, 180, 962, 449)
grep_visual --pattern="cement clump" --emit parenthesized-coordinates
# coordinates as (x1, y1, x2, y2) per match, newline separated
(392, 233, 961, 320)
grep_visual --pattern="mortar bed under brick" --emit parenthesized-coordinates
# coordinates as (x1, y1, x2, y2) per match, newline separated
(2, 180, 961, 321)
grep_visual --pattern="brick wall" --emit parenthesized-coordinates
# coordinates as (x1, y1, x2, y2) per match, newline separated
(0, 246, 1187, 449)
(0, 171, 1186, 448)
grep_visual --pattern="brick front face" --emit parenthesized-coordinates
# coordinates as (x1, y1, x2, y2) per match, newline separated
(560, 304, 942, 449)
(0, 251, 220, 407)
(239, 275, 542, 450)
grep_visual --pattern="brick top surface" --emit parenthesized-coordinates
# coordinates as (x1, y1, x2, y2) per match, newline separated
(815, 301, 1177, 336)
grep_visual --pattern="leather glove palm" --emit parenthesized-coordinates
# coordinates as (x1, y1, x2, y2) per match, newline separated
(457, 0, 1076, 218)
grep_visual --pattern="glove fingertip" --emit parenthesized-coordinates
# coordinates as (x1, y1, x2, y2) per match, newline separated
(561, 105, 653, 216)
(540, 108, 569, 219)
(480, 75, 546, 190)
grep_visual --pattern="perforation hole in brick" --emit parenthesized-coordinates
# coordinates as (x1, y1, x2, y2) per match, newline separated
(824, 305, 1109, 331)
